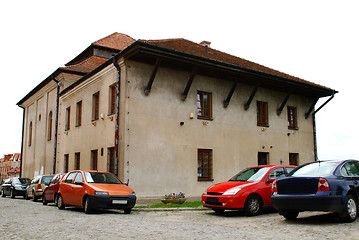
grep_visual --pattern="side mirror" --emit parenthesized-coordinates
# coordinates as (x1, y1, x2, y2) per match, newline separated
(267, 178, 276, 183)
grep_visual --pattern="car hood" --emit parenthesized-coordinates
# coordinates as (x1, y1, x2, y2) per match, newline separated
(207, 181, 256, 193)
(89, 183, 135, 196)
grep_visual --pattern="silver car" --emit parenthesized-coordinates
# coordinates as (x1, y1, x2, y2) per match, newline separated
(25, 175, 53, 201)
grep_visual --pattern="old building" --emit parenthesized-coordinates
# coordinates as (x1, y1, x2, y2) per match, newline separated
(17, 33, 336, 199)
(0, 153, 21, 180)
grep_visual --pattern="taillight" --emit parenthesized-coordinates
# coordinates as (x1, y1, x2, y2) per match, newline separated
(272, 180, 278, 193)
(317, 178, 330, 191)
(37, 184, 42, 190)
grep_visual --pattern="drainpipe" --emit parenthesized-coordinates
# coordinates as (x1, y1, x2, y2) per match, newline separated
(312, 92, 336, 161)
(113, 57, 121, 177)
(19, 106, 25, 177)
(51, 75, 61, 174)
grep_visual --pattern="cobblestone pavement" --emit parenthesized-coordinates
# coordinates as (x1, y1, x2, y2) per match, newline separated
(0, 196, 358, 240)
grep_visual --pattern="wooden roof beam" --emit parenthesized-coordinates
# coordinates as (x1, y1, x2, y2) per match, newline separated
(305, 98, 319, 119)
(181, 67, 197, 101)
(223, 82, 238, 108)
(144, 57, 161, 96)
(244, 85, 258, 110)
(277, 93, 290, 116)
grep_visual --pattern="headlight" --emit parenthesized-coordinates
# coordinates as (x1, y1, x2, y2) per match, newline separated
(222, 188, 241, 196)
(130, 192, 136, 196)
(94, 191, 109, 196)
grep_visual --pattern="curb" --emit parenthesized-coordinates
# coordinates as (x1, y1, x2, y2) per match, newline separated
(133, 207, 210, 212)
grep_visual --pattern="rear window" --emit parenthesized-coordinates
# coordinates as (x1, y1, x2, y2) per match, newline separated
(41, 176, 54, 185)
(289, 162, 338, 177)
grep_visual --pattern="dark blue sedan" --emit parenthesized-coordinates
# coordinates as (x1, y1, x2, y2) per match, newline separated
(271, 159, 359, 222)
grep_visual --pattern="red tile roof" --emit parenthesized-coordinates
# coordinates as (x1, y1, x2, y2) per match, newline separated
(61, 56, 108, 73)
(93, 32, 135, 50)
(141, 38, 318, 86)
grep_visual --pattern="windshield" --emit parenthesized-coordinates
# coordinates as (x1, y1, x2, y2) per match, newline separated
(230, 167, 271, 182)
(289, 161, 338, 177)
(17, 178, 31, 185)
(41, 176, 54, 185)
(85, 172, 123, 184)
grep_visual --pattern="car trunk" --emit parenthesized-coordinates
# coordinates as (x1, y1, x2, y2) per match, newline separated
(277, 177, 319, 194)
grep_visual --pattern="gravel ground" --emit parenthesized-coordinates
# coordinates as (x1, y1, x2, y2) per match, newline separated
(0, 196, 358, 240)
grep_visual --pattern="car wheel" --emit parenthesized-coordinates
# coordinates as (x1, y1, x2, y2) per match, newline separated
(10, 189, 15, 199)
(244, 195, 262, 216)
(124, 208, 132, 214)
(338, 194, 357, 223)
(280, 211, 299, 220)
(1, 190, 6, 197)
(84, 198, 93, 214)
(32, 191, 38, 202)
(57, 195, 65, 210)
(54, 194, 58, 205)
(42, 196, 48, 205)
(25, 192, 30, 200)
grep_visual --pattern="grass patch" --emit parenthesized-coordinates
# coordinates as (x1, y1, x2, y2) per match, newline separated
(135, 201, 203, 208)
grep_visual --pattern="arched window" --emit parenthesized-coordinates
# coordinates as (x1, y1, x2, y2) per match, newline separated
(48, 111, 53, 141)
(28, 121, 33, 146)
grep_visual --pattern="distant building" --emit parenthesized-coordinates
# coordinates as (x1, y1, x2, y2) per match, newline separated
(0, 153, 21, 180)
(17, 33, 336, 199)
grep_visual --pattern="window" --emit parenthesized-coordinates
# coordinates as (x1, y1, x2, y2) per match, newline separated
(65, 107, 70, 130)
(109, 84, 116, 115)
(76, 101, 82, 127)
(74, 172, 83, 183)
(289, 153, 299, 166)
(28, 121, 33, 146)
(258, 152, 269, 165)
(64, 154, 69, 172)
(47, 111, 52, 141)
(74, 152, 80, 170)
(197, 91, 212, 120)
(108, 147, 116, 175)
(287, 106, 298, 129)
(65, 172, 76, 184)
(257, 101, 268, 126)
(197, 149, 213, 181)
(91, 150, 98, 170)
(92, 92, 100, 120)
(268, 168, 286, 179)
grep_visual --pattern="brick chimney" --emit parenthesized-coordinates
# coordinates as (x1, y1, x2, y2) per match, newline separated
(199, 40, 211, 48)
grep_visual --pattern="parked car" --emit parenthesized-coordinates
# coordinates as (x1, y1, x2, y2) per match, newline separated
(271, 159, 359, 222)
(42, 173, 65, 205)
(57, 170, 136, 214)
(1, 177, 31, 198)
(202, 165, 296, 215)
(25, 175, 54, 201)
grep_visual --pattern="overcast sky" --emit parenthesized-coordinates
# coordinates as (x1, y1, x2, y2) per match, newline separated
(0, 0, 358, 160)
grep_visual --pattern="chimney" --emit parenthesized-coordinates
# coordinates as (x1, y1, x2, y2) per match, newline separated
(199, 40, 211, 48)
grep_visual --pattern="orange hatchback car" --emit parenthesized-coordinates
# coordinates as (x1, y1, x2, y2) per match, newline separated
(57, 170, 136, 214)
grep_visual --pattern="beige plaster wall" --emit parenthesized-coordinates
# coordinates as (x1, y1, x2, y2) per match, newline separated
(56, 66, 117, 174)
(123, 60, 315, 198)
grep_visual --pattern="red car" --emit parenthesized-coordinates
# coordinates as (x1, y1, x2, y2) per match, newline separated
(57, 170, 136, 214)
(202, 165, 296, 215)
(42, 173, 65, 205)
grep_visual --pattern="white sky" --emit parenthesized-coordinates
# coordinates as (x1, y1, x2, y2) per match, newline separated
(0, 0, 358, 160)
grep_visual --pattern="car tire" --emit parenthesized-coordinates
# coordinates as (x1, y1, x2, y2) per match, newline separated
(32, 190, 38, 202)
(25, 192, 30, 200)
(10, 189, 15, 199)
(57, 195, 65, 210)
(1, 190, 5, 197)
(124, 208, 132, 214)
(338, 194, 357, 223)
(280, 211, 299, 220)
(42, 196, 48, 205)
(244, 195, 262, 216)
(54, 194, 58, 206)
(84, 198, 93, 214)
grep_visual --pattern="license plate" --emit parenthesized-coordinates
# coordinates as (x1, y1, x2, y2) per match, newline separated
(113, 200, 127, 204)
